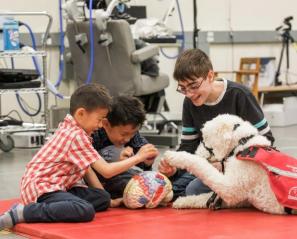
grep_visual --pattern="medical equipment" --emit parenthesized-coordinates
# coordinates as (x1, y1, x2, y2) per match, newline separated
(64, 0, 179, 147)
(0, 11, 51, 152)
(64, 0, 130, 31)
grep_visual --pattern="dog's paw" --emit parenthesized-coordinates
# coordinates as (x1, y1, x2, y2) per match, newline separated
(164, 151, 187, 169)
(173, 194, 211, 209)
(172, 196, 191, 209)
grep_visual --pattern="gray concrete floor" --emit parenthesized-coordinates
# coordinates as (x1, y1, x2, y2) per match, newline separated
(0, 125, 297, 238)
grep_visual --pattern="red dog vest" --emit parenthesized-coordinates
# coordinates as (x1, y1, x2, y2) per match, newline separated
(237, 146, 297, 209)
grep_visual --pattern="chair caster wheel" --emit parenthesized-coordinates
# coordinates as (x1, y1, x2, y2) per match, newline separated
(0, 135, 14, 152)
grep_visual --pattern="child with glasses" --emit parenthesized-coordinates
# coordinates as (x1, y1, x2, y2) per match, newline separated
(158, 48, 274, 200)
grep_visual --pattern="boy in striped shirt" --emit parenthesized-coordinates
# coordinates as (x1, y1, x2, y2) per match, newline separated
(0, 84, 158, 230)
(158, 49, 274, 200)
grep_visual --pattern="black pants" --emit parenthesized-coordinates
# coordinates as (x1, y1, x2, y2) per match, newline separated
(23, 187, 110, 223)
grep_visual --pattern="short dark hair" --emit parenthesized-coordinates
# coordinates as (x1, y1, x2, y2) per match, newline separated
(173, 48, 213, 82)
(70, 84, 112, 115)
(107, 96, 146, 128)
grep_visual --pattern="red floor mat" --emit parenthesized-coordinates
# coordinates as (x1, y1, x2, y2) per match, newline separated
(1, 199, 297, 239)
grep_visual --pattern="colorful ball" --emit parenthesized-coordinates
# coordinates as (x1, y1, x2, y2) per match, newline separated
(123, 171, 173, 209)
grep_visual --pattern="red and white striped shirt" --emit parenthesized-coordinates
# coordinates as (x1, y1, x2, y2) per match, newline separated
(20, 114, 102, 205)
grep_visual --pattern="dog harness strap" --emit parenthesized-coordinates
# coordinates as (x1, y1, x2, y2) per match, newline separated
(239, 148, 250, 157)
(221, 161, 225, 173)
(228, 134, 256, 158)
(202, 141, 214, 157)
(239, 146, 259, 158)
(247, 146, 258, 157)
(238, 135, 255, 145)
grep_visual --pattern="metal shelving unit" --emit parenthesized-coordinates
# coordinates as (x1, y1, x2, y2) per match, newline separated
(0, 123, 47, 134)
(0, 12, 52, 152)
(0, 87, 47, 95)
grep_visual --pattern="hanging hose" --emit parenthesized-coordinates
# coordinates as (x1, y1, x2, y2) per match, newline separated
(85, 0, 95, 84)
(17, 21, 42, 117)
(20, 20, 64, 99)
(16, 93, 42, 117)
(160, 0, 185, 59)
(19, 22, 42, 74)
(55, 0, 65, 88)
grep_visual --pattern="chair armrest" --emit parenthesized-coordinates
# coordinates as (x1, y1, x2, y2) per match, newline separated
(131, 44, 159, 63)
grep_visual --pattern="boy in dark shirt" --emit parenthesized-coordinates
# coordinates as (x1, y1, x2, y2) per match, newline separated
(158, 48, 274, 199)
(92, 96, 154, 199)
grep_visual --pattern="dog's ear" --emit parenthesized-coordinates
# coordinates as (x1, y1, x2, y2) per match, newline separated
(216, 122, 232, 138)
(196, 142, 211, 159)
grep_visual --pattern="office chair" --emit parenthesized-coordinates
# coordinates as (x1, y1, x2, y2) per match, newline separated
(66, 20, 176, 133)
(66, 19, 169, 96)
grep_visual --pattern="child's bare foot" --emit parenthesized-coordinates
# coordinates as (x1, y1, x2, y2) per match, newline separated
(110, 198, 123, 208)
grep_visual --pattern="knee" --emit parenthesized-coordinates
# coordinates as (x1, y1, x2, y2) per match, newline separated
(79, 202, 96, 222)
(100, 190, 111, 211)
(93, 189, 111, 212)
(185, 179, 211, 196)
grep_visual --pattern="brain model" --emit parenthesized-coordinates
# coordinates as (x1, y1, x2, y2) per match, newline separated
(123, 171, 173, 209)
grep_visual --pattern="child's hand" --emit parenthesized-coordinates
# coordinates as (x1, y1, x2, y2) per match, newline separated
(143, 156, 155, 166)
(136, 144, 159, 162)
(158, 158, 177, 177)
(110, 198, 123, 208)
(119, 146, 134, 161)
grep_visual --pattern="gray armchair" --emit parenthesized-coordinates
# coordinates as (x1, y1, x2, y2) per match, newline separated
(66, 19, 169, 98)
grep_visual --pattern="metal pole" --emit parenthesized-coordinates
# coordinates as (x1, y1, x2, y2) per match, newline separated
(42, 54, 49, 136)
(193, 0, 198, 48)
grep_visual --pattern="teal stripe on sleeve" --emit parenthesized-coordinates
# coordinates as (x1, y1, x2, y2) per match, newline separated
(254, 118, 267, 129)
(182, 127, 197, 133)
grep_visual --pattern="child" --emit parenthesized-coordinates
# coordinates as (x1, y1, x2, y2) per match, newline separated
(0, 84, 158, 230)
(158, 48, 274, 199)
(92, 95, 154, 199)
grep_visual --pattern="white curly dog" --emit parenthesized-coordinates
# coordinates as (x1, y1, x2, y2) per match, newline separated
(164, 114, 297, 214)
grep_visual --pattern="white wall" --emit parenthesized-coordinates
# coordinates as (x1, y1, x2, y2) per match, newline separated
(2, 0, 296, 32)
(132, 0, 297, 31)
(0, 1, 60, 32)
(1, 0, 297, 122)
(133, 0, 297, 115)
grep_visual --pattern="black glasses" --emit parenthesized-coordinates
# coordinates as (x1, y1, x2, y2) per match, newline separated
(176, 79, 205, 95)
